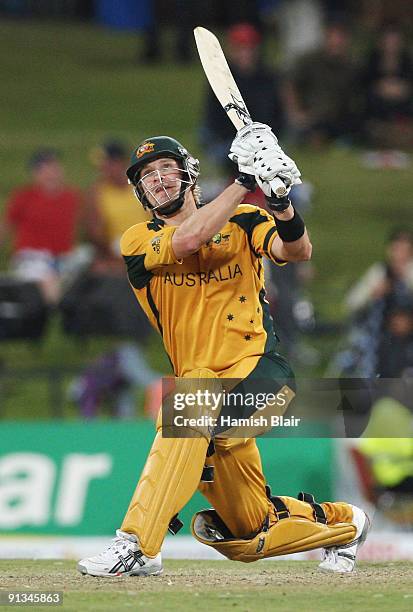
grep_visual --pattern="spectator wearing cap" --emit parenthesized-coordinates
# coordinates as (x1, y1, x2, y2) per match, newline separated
(84, 140, 151, 273)
(200, 22, 284, 198)
(0, 149, 82, 304)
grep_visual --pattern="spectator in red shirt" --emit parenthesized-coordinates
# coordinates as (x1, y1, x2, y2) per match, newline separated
(0, 149, 82, 304)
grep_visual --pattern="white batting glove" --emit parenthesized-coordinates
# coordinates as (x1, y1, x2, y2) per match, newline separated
(228, 122, 279, 175)
(253, 148, 302, 188)
(255, 150, 302, 207)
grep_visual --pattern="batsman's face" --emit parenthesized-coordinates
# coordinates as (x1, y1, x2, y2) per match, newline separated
(139, 157, 182, 208)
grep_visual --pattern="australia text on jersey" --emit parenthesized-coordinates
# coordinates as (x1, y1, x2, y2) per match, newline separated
(163, 263, 242, 287)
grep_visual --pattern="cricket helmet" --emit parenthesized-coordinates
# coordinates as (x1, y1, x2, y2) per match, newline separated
(126, 136, 200, 216)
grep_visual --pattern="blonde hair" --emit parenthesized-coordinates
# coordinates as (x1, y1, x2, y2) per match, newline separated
(193, 184, 203, 207)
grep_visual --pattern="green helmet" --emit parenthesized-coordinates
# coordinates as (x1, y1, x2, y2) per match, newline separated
(126, 136, 200, 216)
(126, 136, 198, 184)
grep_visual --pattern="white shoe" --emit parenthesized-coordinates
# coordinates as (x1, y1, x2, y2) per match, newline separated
(77, 530, 163, 577)
(318, 505, 370, 573)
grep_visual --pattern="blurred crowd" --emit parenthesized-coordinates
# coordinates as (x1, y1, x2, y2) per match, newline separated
(331, 228, 413, 380)
(0, 140, 161, 419)
(197, 16, 413, 172)
(4, 1, 412, 158)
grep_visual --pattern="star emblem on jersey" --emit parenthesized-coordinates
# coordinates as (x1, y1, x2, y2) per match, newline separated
(244, 334, 251, 341)
(239, 296, 247, 303)
(227, 313, 234, 321)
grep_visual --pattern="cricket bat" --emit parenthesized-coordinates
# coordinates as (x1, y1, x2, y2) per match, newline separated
(194, 26, 287, 196)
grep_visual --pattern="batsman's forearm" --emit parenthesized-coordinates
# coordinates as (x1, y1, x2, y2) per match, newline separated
(195, 182, 247, 239)
(275, 230, 312, 262)
(173, 182, 247, 256)
(270, 206, 312, 262)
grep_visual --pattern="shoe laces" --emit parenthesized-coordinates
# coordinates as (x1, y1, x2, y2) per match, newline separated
(99, 531, 137, 558)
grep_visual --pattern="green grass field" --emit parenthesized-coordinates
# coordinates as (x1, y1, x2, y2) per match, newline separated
(0, 19, 412, 414)
(0, 560, 412, 611)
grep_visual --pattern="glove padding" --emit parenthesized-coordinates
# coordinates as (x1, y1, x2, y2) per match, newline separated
(228, 122, 278, 175)
(229, 122, 301, 200)
(253, 147, 302, 186)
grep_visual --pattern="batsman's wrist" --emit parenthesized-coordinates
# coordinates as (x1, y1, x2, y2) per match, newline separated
(272, 203, 294, 220)
(266, 194, 291, 212)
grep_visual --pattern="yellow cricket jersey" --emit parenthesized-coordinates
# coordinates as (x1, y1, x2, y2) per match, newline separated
(120, 204, 285, 379)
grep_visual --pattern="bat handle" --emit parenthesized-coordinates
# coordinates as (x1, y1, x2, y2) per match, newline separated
(269, 177, 289, 198)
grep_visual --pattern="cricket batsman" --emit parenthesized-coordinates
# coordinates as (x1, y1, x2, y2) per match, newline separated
(78, 123, 369, 577)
